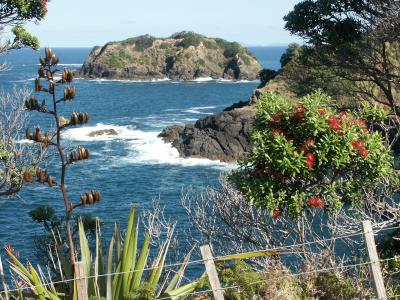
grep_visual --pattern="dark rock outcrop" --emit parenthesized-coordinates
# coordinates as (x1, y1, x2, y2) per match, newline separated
(79, 32, 261, 81)
(159, 106, 256, 162)
(158, 71, 298, 162)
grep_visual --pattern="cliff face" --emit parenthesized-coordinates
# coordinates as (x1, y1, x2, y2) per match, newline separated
(79, 33, 261, 81)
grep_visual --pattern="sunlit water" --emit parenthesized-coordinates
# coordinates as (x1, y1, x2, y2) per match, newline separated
(0, 47, 286, 265)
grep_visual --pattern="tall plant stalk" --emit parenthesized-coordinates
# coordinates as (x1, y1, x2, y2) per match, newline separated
(24, 48, 101, 279)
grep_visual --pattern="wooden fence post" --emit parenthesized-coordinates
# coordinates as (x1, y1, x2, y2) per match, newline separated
(200, 245, 224, 300)
(0, 256, 9, 300)
(362, 220, 387, 300)
(75, 261, 88, 300)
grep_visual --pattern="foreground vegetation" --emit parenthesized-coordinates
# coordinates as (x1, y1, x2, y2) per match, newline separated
(0, 0, 400, 299)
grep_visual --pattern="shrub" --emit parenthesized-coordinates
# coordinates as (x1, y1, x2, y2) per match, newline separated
(107, 55, 124, 68)
(258, 68, 278, 87)
(229, 91, 397, 218)
(215, 38, 241, 57)
(314, 272, 357, 299)
(122, 35, 155, 51)
(176, 32, 204, 48)
(203, 39, 218, 49)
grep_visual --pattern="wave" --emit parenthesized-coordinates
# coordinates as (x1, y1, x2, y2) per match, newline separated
(62, 123, 234, 168)
(86, 78, 171, 84)
(35, 63, 82, 67)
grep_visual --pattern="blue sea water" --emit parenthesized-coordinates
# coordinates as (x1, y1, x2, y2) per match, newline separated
(0, 46, 286, 265)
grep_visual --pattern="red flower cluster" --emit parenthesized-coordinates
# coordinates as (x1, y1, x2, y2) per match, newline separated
(318, 108, 327, 116)
(307, 196, 325, 208)
(273, 111, 283, 122)
(272, 210, 283, 219)
(272, 129, 284, 136)
(355, 119, 368, 132)
(305, 152, 316, 169)
(352, 140, 368, 157)
(328, 116, 342, 131)
(41, 0, 48, 16)
(294, 106, 305, 118)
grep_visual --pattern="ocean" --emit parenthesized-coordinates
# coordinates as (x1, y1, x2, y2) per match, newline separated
(0, 46, 286, 264)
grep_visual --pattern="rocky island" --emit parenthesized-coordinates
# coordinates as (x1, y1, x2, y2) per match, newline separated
(79, 32, 262, 81)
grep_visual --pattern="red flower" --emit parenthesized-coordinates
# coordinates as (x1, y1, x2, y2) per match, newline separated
(352, 140, 361, 149)
(305, 152, 316, 169)
(356, 119, 368, 132)
(359, 148, 369, 158)
(272, 210, 283, 219)
(351, 140, 368, 158)
(339, 111, 348, 118)
(299, 145, 308, 152)
(318, 108, 327, 116)
(307, 197, 325, 208)
(304, 137, 314, 147)
(272, 129, 284, 136)
(328, 116, 342, 131)
(273, 111, 282, 123)
(294, 105, 305, 117)
(41, 0, 48, 16)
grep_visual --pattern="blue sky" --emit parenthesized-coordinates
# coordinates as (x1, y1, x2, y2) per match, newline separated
(26, 0, 302, 47)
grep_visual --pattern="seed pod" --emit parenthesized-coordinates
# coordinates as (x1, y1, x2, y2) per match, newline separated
(88, 192, 94, 205)
(38, 67, 45, 78)
(41, 100, 46, 110)
(81, 194, 87, 206)
(84, 148, 90, 159)
(25, 128, 31, 140)
(63, 69, 73, 83)
(35, 168, 41, 178)
(38, 171, 46, 183)
(47, 176, 53, 187)
(45, 48, 53, 60)
(43, 133, 50, 145)
(35, 78, 42, 92)
(23, 170, 33, 182)
(79, 148, 86, 160)
(93, 191, 101, 203)
(39, 56, 45, 66)
(34, 128, 41, 142)
(51, 55, 59, 66)
(25, 100, 31, 110)
(70, 112, 78, 125)
(73, 150, 79, 162)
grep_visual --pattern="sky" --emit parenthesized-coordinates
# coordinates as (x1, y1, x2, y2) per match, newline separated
(25, 0, 303, 48)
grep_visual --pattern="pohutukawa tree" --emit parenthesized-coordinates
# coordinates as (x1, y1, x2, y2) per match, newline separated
(284, 0, 400, 116)
(23, 48, 101, 273)
(0, 0, 48, 52)
(229, 91, 398, 219)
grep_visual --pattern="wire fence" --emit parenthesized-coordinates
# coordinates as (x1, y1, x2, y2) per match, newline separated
(1, 223, 399, 298)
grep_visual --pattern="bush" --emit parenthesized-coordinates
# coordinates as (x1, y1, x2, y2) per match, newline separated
(229, 91, 397, 218)
(215, 38, 241, 57)
(314, 272, 357, 299)
(107, 55, 124, 68)
(259, 68, 278, 87)
(122, 35, 155, 51)
(175, 31, 204, 48)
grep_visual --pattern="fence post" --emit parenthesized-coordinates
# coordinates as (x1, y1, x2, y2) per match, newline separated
(362, 220, 387, 300)
(75, 261, 88, 300)
(200, 245, 224, 300)
(0, 256, 9, 300)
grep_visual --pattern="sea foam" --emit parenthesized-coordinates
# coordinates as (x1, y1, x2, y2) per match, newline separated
(63, 123, 234, 169)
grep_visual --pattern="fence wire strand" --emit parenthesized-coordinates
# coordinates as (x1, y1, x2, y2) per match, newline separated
(0, 224, 399, 296)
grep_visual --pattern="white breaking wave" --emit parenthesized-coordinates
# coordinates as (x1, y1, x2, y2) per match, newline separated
(87, 78, 171, 84)
(191, 77, 214, 82)
(62, 123, 234, 168)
